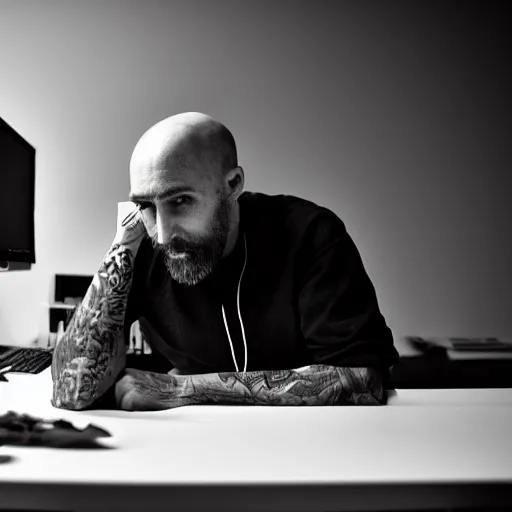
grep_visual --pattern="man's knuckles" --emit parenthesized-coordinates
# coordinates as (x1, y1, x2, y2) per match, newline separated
(115, 375, 139, 408)
(119, 390, 139, 411)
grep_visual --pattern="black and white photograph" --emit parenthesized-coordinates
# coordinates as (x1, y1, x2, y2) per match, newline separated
(1, 1, 511, 511)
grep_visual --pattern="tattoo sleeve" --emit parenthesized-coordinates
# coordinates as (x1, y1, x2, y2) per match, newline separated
(51, 242, 138, 410)
(182, 365, 387, 406)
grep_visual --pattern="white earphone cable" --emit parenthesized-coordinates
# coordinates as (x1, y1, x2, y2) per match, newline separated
(221, 232, 248, 373)
(222, 305, 239, 372)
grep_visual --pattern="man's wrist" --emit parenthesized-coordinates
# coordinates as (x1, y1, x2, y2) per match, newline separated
(111, 237, 144, 254)
(174, 374, 201, 406)
(175, 372, 247, 406)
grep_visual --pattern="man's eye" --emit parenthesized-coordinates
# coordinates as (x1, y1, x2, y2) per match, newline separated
(136, 197, 191, 213)
(171, 196, 192, 207)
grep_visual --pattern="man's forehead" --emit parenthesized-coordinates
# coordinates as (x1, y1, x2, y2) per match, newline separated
(130, 157, 222, 197)
(131, 164, 213, 199)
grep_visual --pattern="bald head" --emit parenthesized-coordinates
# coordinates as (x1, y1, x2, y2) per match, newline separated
(130, 112, 237, 193)
(127, 113, 244, 286)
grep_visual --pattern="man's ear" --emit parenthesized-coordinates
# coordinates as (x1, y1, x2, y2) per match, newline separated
(226, 166, 244, 200)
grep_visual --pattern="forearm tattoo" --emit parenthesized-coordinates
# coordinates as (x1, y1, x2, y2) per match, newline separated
(51, 244, 134, 410)
(121, 370, 193, 410)
(187, 365, 386, 406)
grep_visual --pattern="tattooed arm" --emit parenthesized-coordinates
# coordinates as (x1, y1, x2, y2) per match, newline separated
(51, 206, 147, 410)
(183, 365, 387, 406)
(114, 365, 387, 411)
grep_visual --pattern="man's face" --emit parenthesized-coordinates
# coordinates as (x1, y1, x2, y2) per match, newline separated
(130, 171, 231, 287)
(151, 195, 230, 286)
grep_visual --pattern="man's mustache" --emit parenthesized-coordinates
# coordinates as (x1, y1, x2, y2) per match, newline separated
(149, 235, 195, 254)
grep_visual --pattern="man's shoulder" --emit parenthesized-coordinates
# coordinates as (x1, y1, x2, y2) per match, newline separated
(240, 190, 347, 250)
(240, 190, 342, 223)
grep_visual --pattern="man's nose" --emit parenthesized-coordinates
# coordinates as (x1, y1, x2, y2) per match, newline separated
(155, 210, 176, 245)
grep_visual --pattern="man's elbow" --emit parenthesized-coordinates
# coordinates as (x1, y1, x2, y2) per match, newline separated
(51, 350, 125, 411)
(51, 396, 89, 411)
(335, 366, 388, 405)
(52, 396, 86, 411)
(359, 367, 387, 405)
(51, 378, 94, 410)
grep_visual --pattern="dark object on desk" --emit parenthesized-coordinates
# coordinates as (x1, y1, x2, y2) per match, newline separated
(407, 335, 512, 352)
(0, 411, 111, 449)
(390, 354, 512, 389)
(0, 346, 53, 374)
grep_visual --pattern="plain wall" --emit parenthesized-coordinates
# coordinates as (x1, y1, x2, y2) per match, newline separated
(0, 0, 510, 349)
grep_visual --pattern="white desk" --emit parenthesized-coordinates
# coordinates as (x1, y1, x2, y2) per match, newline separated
(1, 369, 512, 512)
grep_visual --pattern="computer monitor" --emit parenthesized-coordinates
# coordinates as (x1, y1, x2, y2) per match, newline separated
(0, 116, 36, 272)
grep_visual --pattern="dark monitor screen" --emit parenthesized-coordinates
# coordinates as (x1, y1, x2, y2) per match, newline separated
(0, 117, 36, 264)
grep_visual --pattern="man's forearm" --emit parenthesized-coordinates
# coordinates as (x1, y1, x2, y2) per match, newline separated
(180, 365, 387, 406)
(51, 242, 138, 410)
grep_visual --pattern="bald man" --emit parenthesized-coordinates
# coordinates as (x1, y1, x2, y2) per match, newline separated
(51, 112, 399, 411)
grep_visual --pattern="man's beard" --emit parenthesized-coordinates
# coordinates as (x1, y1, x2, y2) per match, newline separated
(150, 198, 230, 287)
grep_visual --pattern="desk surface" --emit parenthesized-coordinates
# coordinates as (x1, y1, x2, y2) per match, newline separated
(1, 370, 512, 512)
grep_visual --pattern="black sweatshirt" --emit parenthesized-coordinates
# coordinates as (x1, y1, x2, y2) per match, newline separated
(124, 191, 399, 384)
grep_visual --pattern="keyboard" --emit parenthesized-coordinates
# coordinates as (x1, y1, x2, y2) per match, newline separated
(0, 347, 53, 374)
